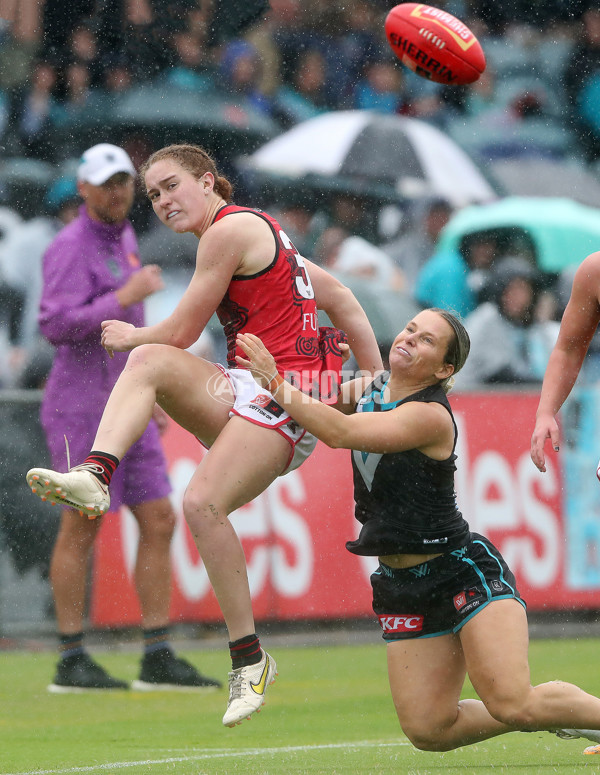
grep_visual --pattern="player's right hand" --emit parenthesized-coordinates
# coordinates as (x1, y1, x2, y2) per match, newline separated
(101, 319, 137, 356)
(530, 414, 560, 473)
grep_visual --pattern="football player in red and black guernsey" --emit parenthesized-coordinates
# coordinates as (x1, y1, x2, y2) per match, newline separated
(26, 143, 383, 728)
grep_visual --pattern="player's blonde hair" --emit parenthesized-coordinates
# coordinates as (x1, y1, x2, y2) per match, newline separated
(429, 308, 470, 393)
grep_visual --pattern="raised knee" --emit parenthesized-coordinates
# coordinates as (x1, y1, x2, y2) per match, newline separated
(126, 343, 164, 369)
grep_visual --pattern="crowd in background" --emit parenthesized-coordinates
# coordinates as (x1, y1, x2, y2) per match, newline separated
(1, 0, 600, 390)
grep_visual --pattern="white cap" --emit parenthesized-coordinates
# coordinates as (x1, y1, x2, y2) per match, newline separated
(77, 143, 136, 185)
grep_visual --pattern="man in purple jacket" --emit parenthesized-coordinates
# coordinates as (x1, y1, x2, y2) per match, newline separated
(38, 143, 220, 693)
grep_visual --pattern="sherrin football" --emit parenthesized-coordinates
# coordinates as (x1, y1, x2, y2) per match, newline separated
(385, 3, 486, 85)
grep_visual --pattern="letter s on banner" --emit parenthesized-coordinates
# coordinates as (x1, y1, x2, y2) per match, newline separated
(169, 458, 212, 601)
(268, 472, 314, 597)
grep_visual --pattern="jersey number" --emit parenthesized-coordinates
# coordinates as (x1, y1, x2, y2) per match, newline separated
(280, 230, 315, 300)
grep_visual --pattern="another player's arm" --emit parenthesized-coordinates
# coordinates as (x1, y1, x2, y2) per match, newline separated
(334, 375, 373, 415)
(305, 258, 384, 376)
(531, 252, 600, 470)
(236, 333, 452, 457)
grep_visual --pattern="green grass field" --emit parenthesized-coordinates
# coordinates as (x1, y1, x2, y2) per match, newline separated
(2, 638, 600, 774)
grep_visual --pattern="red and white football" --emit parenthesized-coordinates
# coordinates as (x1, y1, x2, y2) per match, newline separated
(385, 3, 486, 85)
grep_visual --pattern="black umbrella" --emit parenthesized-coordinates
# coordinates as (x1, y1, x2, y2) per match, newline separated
(239, 110, 498, 208)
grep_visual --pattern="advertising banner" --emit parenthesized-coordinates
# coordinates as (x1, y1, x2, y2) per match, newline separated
(90, 390, 599, 627)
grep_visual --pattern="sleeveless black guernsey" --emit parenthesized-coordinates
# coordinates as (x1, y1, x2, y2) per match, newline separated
(346, 373, 470, 556)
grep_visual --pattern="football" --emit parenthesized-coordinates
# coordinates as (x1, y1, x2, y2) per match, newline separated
(385, 3, 486, 85)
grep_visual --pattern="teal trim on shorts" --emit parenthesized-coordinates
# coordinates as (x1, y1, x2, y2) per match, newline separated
(472, 538, 518, 597)
(452, 594, 527, 633)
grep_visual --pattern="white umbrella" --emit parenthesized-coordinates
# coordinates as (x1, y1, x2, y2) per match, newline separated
(240, 111, 498, 208)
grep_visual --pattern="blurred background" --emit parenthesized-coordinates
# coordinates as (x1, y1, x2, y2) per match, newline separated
(2, 0, 600, 641)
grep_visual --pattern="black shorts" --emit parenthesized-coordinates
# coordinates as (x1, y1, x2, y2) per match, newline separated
(371, 532, 526, 641)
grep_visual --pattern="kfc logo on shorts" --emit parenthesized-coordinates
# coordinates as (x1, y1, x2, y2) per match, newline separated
(252, 394, 271, 407)
(453, 592, 467, 610)
(378, 615, 424, 633)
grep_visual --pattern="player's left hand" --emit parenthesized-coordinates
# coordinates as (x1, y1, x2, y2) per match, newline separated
(235, 333, 278, 388)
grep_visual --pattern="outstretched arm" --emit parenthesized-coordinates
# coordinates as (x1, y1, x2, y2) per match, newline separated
(236, 332, 453, 456)
(531, 252, 600, 472)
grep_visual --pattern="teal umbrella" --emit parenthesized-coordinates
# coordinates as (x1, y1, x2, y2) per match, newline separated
(437, 196, 600, 273)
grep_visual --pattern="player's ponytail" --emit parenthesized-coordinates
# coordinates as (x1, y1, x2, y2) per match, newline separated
(430, 308, 470, 393)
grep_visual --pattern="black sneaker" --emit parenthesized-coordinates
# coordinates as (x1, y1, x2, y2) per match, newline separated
(132, 647, 222, 691)
(48, 653, 129, 693)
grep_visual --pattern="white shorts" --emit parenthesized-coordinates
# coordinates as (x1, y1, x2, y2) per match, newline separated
(217, 366, 318, 474)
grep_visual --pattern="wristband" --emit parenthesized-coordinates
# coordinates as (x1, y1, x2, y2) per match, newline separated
(267, 373, 285, 396)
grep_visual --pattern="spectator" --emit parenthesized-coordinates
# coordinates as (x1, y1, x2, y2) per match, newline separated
(463, 231, 501, 304)
(101, 57, 134, 97)
(415, 229, 502, 317)
(0, 273, 25, 388)
(455, 256, 560, 388)
(274, 48, 330, 126)
(405, 84, 455, 129)
(265, 201, 317, 257)
(382, 197, 454, 294)
(0, 84, 9, 147)
(314, 225, 404, 287)
(67, 20, 104, 88)
(415, 247, 476, 318)
(353, 58, 405, 113)
(163, 30, 216, 91)
(58, 61, 94, 129)
(463, 66, 500, 119)
(14, 60, 63, 159)
(0, 16, 38, 96)
(323, 0, 386, 107)
(120, 7, 173, 83)
(564, 6, 600, 160)
(1, 177, 80, 387)
(219, 39, 273, 116)
(0, 207, 26, 385)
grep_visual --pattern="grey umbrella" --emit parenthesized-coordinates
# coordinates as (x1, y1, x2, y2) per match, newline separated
(63, 83, 280, 154)
(487, 158, 600, 210)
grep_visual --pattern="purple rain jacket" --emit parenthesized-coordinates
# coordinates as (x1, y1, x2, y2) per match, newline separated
(40, 205, 142, 414)
(37, 206, 170, 499)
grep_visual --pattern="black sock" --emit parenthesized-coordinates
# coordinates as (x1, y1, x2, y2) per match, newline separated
(229, 633, 262, 669)
(143, 626, 171, 655)
(59, 632, 85, 660)
(81, 451, 120, 485)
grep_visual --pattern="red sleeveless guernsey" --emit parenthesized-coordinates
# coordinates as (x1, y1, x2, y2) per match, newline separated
(213, 204, 346, 402)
